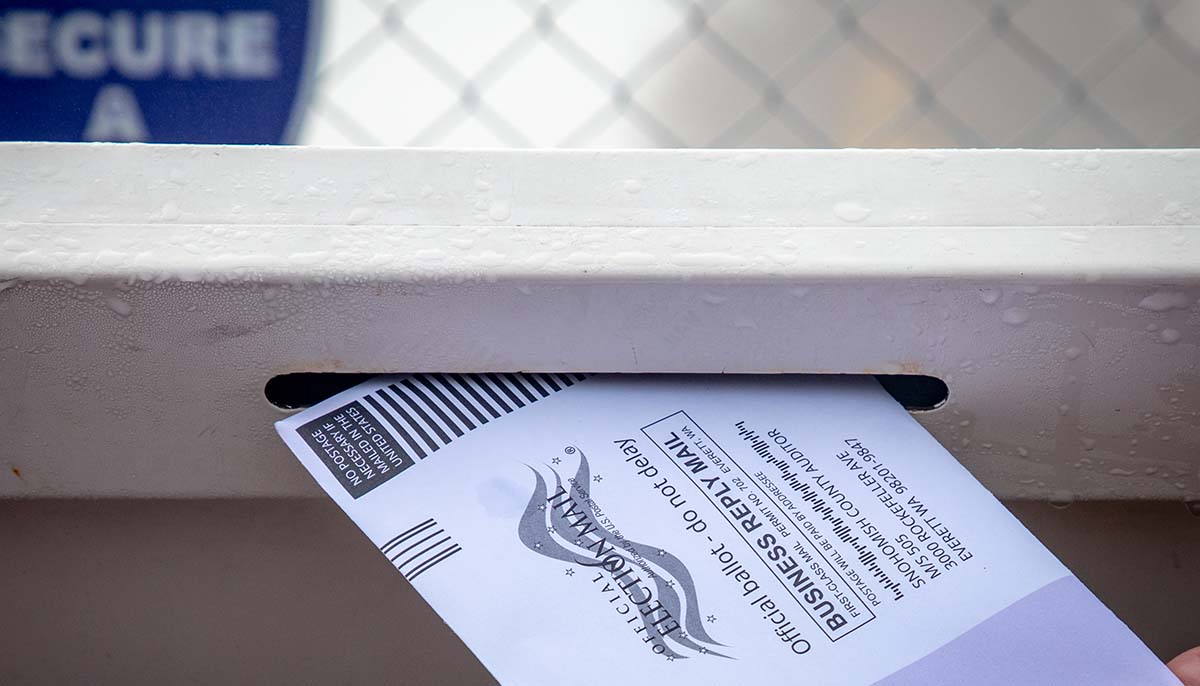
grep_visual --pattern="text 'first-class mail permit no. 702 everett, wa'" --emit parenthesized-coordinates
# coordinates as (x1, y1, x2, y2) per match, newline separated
(275, 374, 1179, 686)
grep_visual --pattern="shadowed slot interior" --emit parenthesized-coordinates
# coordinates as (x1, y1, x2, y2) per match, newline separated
(264, 373, 948, 413)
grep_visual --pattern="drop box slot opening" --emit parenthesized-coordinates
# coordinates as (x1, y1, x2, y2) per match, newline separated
(264, 373, 948, 413)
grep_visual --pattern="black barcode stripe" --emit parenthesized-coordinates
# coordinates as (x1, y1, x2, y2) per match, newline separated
(485, 373, 525, 408)
(386, 383, 452, 446)
(364, 394, 428, 460)
(372, 389, 437, 455)
(377, 388, 441, 453)
(380, 518, 435, 555)
(571, 373, 588, 382)
(524, 374, 551, 397)
(388, 528, 446, 563)
(420, 376, 479, 430)
(448, 373, 502, 419)
(344, 374, 587, 495)
(408, 545, 463, 580)
(503, 373, 539, 403)
(396, 536, 454, 572)
(401, 378, 465, 438)
(433, 374, 489, 426)
(469, 374, 512, 413)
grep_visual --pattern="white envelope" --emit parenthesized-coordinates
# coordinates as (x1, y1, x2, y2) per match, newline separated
(276, 374, 1178, 686)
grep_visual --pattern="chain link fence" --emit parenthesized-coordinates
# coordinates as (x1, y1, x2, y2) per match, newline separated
(299, 0, 1200, 148)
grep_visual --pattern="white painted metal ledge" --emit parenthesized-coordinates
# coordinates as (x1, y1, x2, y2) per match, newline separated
(1, 144, 1197, 499)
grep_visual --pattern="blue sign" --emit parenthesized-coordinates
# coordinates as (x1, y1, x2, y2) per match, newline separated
(0, 1, 318, 143)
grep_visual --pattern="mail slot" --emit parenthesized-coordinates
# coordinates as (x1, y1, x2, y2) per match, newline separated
(263, 372, 951, 412)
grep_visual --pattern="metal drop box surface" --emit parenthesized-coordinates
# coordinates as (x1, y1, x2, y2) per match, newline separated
(1, 144, 1197, 500)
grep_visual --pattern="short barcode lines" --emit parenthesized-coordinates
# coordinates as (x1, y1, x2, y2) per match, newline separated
(381, 518, 462, 581)
(359, 373, 587, 462)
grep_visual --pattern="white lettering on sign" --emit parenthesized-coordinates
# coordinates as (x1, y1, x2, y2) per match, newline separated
(110, 12, 165, 79)
(84, 83, 148, 141)
(54, 11, 106, 78)
(0, 9, 280, 79)
(3, 11, 54, 77)
(226, 12, 278, 78)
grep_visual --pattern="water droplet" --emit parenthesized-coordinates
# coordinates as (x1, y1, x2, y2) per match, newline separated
(1159, 328, 1182, 344)
(1058, 404, 1071, 416)
(701, 293, 728, 305)
(1017, 446, 1029, 457)
(159, 202, 181, 221)
(0, 278, 17, 293)
(105, 297, 132, 317)
(623, 179, 643, 194)
(1060, 231, 1089, 243)
(1108, 467, 1137, 477)
(979, 288, 1000, 305)
(419, 184, 434, 198)
(833, 201, 871, 223)
(1081, 152, 1101, 170)
(1002, 307, 1029, 325)
(1138, 291, 1190, 312)
(1064, 347, 1081, 360)
(488, 202, 511, 222)
(1081, 437, 1096, 451)
(1049, 490, 1075, 509)
(734, 152, 760, 168)
(347, 207, 372, 224)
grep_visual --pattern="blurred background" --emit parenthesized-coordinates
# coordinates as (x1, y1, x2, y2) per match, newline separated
(4, 0, 1200, 148)
(302, 0, 1200, 148)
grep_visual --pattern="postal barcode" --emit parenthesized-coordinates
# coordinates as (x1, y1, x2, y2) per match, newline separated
(381, 518, 462, 581)
(298, 373, 587, 499)
(366, 373, 587, 459)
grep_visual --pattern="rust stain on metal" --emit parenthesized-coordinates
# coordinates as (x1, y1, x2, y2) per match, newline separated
(10, 466, 21, 479)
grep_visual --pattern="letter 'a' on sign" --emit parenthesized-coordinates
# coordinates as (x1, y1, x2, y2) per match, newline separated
(84, 84, 147, 141)
(0, 1, 317, 144)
